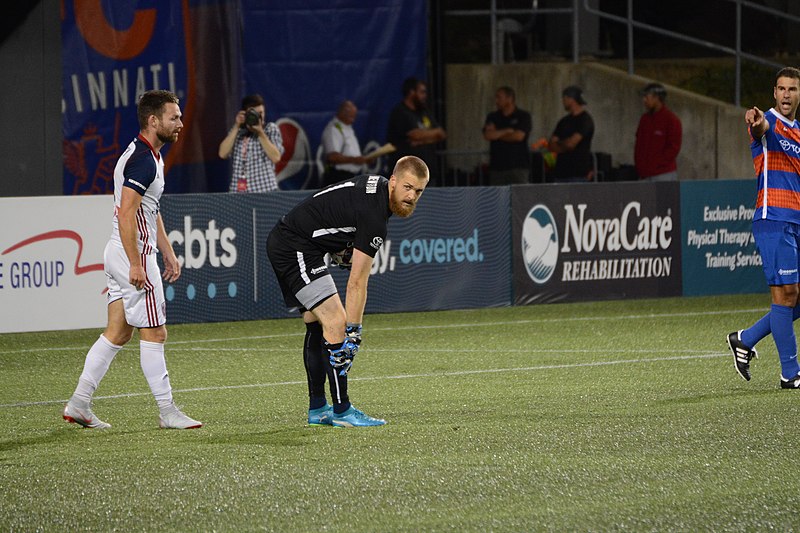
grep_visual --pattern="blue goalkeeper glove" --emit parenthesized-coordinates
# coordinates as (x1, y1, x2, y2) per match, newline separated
(328, 340, 358, 376)
(345, 323, 362, 345)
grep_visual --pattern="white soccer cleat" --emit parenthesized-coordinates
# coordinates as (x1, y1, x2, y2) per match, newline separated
(158, 403, 202, 429)
(63, 400, 111, 429)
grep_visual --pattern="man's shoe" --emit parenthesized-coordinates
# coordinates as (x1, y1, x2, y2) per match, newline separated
(727, 330, 758, 381)
(159, 403, 202, 429)
(331, 405, 386, 428)
(308, 404, 333, 426)
(63, 400, 111, 429)
(780, 374, 800, 389)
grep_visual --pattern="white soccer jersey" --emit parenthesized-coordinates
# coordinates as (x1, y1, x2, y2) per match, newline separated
(109, 134, 165, 255)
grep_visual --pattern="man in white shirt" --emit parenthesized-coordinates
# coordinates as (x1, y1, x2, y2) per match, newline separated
(320, 100, 368, 187)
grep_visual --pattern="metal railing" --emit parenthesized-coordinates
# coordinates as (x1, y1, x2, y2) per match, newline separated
(445, 0, 578, 65)
(444, 0, 800, 107)
(583, 0, 799, 107)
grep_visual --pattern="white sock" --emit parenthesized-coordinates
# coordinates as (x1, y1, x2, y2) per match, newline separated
(71, 335, 123, 404)
(140, 340, 174, 410)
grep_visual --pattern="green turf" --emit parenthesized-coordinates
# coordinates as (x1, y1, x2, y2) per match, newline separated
(1, 293, 795, 532)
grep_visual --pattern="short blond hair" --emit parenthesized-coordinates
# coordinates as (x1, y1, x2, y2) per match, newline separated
(393, 155, 429, 181)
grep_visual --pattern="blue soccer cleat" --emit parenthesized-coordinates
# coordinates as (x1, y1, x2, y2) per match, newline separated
(308, 404, 333, 426)
(331, 405, 386, 428)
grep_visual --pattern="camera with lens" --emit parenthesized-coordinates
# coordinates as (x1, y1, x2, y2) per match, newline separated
(243, 108, 261, 128)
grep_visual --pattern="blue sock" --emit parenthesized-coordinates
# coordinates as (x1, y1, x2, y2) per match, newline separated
(741, 313, 771, 348)
(740, 304, 800, 348)
(770, 304, 800, 379)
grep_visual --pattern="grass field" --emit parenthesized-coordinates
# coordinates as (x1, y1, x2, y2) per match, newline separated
(1, 293, 797, 532)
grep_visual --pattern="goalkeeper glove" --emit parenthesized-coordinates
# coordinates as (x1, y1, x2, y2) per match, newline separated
(345, 323, 362, 345)
(328, 338, 359, 376)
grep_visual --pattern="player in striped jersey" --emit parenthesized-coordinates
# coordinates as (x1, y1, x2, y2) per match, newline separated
(63, 90, 202, 428)
(727, 67, 800, 389)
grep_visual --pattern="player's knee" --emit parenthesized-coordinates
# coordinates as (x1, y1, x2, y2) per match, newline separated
(105, 329, 133, 346)
(140, 325, 168, 344)
(772, 290, 798, 308)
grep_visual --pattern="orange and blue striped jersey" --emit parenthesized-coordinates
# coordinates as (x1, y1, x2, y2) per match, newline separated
(751, 108, 800, 222)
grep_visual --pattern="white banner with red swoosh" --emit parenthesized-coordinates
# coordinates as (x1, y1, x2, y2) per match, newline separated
(0, 196, 110, 333)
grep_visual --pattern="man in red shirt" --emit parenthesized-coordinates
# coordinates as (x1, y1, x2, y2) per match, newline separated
(634, 83, 682, 181)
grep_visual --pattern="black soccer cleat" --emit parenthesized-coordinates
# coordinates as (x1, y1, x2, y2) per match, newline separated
(780, 374, 800, 389)
(727, 330, 758, 381)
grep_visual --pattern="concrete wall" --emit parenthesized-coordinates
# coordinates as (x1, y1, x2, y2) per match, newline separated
(445, 62, 754, 181)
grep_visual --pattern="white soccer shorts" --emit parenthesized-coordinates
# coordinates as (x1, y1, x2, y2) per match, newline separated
(104, 242, 166, 328)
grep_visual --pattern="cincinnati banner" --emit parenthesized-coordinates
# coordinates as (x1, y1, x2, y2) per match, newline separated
(62, 1, 426, 194)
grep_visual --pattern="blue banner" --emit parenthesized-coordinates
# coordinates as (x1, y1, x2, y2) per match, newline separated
(680, 180, 766, 296)
(160, 186, 511, 324)
(241, 0, 428, 189)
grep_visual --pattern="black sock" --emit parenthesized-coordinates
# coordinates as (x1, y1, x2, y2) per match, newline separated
(304, 322, 327, 410)
(323, 339, 351, 413)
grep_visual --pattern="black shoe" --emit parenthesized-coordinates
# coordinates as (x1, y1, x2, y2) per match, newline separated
(780, 374, 800, 389)
(727, 330, 758, 381)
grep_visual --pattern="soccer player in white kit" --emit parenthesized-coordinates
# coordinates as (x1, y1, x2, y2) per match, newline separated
(63, 90, 201, 429)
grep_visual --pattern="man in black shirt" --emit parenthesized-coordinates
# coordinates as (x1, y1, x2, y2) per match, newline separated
(267, 155, 430, 427)
(548, 86, 595, 182)
(482, 86, 532, 185)
(386, 77, 446, 185)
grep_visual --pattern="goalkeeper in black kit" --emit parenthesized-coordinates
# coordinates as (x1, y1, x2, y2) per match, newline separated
(267, 156, 429, 427)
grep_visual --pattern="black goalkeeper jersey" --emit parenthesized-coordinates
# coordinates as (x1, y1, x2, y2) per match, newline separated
(277, 174, 392, 257)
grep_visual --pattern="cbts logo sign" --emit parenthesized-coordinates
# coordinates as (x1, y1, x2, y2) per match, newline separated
(513, 183, 682, 304)
(168, 216, 237, 269)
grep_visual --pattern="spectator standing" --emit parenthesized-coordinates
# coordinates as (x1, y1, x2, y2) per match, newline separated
(218, 94, 284, 193)
(482, 86, 532, 185)
(386, 77, 446, 184)
(634, 83, 683, 181)
(320, 100, 368, 187)
(548, 86, 595, 182)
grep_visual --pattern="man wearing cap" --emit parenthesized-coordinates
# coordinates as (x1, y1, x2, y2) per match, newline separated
(634, 82, 682, 181)
(548, 86, 595, 182)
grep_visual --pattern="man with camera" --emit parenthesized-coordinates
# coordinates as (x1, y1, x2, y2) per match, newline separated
(218, 93, 284, 192)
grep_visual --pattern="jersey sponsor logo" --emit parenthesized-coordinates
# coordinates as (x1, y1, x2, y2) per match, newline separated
(778, 139, 800, 154)
(310, 265, 328, 275)
(370, 237, 384, 250)
(779, 268, 798, 276)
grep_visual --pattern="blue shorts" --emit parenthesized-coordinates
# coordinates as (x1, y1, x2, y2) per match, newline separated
(753, 219, 800, 286)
